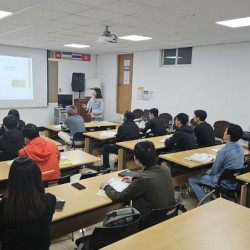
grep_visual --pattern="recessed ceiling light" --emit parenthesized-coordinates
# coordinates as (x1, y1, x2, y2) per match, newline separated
(64, 44, 90, 48)
(118, 35, 152, 41)
(216, 17, 250, 28)
(0, 10, 13, 19)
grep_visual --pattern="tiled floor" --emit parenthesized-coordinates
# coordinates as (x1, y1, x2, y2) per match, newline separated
(50, 190, 198, 250)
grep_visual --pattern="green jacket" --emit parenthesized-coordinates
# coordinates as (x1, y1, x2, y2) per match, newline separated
(104, 165, 175, 222)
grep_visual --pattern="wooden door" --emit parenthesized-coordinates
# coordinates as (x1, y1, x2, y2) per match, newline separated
(117, 54, 133, 114)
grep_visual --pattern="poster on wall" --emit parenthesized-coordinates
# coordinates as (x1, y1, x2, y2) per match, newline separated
(137, 86, 153, 101)
(137, 86, 144, 100)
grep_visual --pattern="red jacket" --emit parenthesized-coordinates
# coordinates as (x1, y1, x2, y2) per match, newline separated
(19, 137, 61, 180)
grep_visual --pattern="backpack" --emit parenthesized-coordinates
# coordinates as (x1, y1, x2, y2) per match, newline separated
(103, 206, 140, 227)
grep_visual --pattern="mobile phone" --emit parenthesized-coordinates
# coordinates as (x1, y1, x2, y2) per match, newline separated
(71, 182, 86, 190)
(55, 197, 65, 210)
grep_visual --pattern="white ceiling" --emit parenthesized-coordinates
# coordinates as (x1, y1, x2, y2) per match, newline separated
(1, 0, 250, 54)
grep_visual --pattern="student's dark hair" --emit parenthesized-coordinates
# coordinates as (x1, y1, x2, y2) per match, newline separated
(94, 87, 102, 98)
(5, 157, 45, 223)
(8, 109, 20, 120)
(3, 115, 17, 130)
(134, 141, 156, 168)
(21, 123, 40, 140)
(227, 123, 243, 142)
(194, 110, 207, 121)
(149, 108, 159, 117)
(175, 113, 189, 125)
(124, 111, 134, 120)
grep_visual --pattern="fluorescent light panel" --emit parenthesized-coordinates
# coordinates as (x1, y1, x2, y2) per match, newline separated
(0, 10, 13, 19)
(216, 17, 250, 28)
(64, 44, 90, 48)
(118, 35, 152, 41)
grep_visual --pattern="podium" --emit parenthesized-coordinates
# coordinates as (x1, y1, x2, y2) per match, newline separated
(74, 98, 91, 122)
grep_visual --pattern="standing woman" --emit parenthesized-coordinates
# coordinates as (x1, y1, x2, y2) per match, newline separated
(0, 157, 56, 250)
(82, 87, 104, 121)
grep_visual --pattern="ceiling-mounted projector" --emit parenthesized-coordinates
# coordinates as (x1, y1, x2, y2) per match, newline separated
(96, 26, 117, 43)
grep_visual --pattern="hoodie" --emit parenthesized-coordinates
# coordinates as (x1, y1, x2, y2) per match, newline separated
(165, 125, 196, 151)
(0, 129, 24, 161)
(19, 137, 61, 180)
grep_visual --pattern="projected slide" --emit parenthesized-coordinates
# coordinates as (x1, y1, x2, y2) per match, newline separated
(0, 55, 33, 100)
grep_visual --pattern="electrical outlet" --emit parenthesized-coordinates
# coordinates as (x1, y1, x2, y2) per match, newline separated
(58, 88, 63, 92)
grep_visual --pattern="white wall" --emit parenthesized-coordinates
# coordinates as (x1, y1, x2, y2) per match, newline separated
(0, 56, 97, 126)
(96, 54, 118, 121)
(97, 42, 250, 130)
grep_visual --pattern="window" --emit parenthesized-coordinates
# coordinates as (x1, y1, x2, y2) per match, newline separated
(162, 47, 192, 66)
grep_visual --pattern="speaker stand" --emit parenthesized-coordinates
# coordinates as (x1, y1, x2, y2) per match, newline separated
(78, 92, 81, 99)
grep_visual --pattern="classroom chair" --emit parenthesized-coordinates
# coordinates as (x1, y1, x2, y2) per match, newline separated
(72, 132, 85, 150)
(213, 120, 229, 142)
(159, 113, 172, 128)
(43, 175, 70, 188)
(197, 169, 242, 206)
(142, 198, 186, 229)
(132, 109, 143, 119)
(75, 216, 142, 250)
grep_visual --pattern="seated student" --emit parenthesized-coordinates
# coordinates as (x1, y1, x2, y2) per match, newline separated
(58, 105, 86, 146)
(0, 157, 56, 250)
(0, 109, 25, 136)
(101, 111, 140, 171)
(0, 115, 24, 161)
(140, 108, 166, 137)
(193, 110, 215, 147)
(165, 113, 196, 151)
(189, 123, 244, 204)
(19, 124, 61, 180)
(100, 141, 175, 225)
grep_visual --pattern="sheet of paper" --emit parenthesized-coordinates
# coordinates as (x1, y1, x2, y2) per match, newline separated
(211, 148, 220, 152)
(54, 124, 62, 129)
(124, 60, 130, 67)
(97, 177, 129, 196)
(123, 71, 130, 84)
(100, 131, 117, 137)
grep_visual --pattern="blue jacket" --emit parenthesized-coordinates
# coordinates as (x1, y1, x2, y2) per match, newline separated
(205, 142, 244, 188)
(87, 97, 104, 115)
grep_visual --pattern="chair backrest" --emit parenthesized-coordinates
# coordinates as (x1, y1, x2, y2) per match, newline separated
(242, 131, 250, 141)
(80, 172, 98, 180)
(72, 132, 85, 149)
(142, 109, 150, 121)
(43, 175, 70, 188)
(218, 169, 242, 188)
(159, 113, 172, 128)
(143, 198, 183, 229)
(97, 125, 116, 131)
(213, 120, 229, 139)
(88, 216, 142, 250)
(133, 109, 144, 119)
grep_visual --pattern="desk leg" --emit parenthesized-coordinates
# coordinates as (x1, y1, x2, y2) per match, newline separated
(118, 148, 127, 171)
(85, 138, 90, 153)
(240, 184, 247, 206)
(44, 129, 49, 138)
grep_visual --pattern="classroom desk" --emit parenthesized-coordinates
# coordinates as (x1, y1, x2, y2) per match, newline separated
(0, 150, 101, 181)
(102, 198, 250, 250)
(49, 172, 124, 239)
(44, 122, 120, 137)
(237, 172, 250, 207)
(41, 136, 62, 146)
(116, 136, 166, 171)
(84, 129, 117, 154)
(159, 144, 225, 168)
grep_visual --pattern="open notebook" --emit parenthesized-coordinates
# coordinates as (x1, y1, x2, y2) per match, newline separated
(185, 153, 216, 163)
(97, 177, 129, 197)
